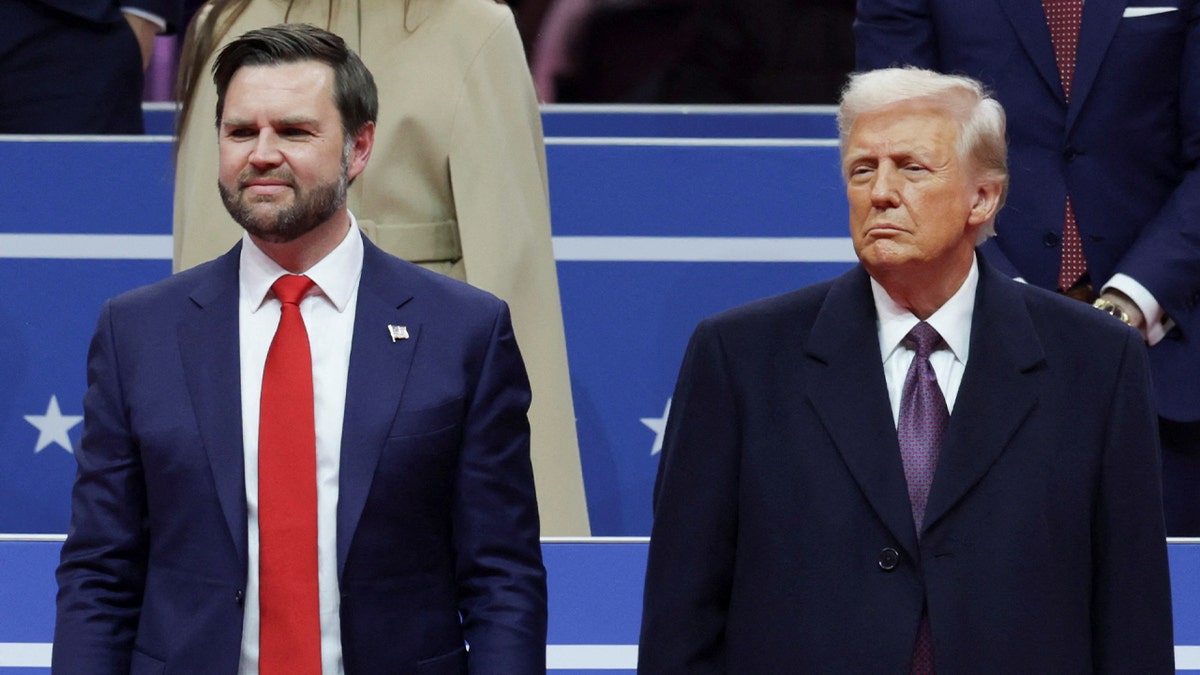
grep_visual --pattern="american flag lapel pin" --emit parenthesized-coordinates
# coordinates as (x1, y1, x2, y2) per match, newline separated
(388, 325, 409, 342)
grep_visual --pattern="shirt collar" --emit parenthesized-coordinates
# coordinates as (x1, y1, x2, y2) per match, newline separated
(871, 255, 978, 365)
(240, 212, 365, 313)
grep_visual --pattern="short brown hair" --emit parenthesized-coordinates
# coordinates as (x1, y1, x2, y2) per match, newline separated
(212, 23, 378, 141)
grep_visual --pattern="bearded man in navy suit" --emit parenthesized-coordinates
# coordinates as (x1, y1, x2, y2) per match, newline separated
(0, 0, 182, 133)
(638, 67, 1173, 673)
(53, 24, 546, 673)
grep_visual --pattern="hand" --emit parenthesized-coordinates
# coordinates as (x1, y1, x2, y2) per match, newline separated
(1099, 290, 1146, 332)
(122, 13, 161, 70)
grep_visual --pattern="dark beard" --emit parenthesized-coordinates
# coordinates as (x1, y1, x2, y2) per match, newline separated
(219, 165, 348, 244)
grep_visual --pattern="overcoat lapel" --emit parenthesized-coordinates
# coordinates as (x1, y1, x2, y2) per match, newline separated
(335, 241, 419, 579)
(805, 267, 921, 559)
(922, 260, 1044, 533)
(179, 246, 248, 569)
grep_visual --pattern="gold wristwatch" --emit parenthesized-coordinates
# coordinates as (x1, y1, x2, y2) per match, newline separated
(1092, 297, 1132, 325)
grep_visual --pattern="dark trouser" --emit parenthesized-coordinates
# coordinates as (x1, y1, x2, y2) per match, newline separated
(0, 0, 144, 134)
(1161, 418, 1200, 537)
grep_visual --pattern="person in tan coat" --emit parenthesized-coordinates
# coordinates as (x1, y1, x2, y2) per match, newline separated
(174, 0, 589, 535)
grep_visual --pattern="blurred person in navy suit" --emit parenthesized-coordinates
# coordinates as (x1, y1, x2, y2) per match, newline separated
(0, 0, 181, 134)
(857, 0, 1200, 535)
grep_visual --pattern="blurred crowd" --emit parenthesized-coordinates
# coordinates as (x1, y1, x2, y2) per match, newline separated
(139, 0, 856, 105)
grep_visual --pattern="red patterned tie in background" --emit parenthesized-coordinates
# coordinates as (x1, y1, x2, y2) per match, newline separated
(1044, 0, 1088, 292)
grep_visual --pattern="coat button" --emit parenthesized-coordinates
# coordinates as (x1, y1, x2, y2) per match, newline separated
(235, 589, 244, 606)
(1043, 232, 1061, 247)
(878, 547, 901, 571)
(1063, 146, 1079, 162)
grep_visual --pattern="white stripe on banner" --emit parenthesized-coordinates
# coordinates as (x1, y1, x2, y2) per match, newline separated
(0, 135, 173, 143)
(1180, 646, 1200, 669)
(1, 234, 857, 264)
(0, 643, 53, 667)
(0, 234, 172, 260)
(2, 643, 1198, 669)
(547, 644, 638, 669)
(541, 103, 839, 115)
(546, 137, 838, 147)
(0, 643, 638, 670)
(553, 236, 857, 263)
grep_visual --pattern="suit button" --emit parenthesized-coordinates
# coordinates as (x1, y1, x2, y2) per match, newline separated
(1043, 232, 1061, 247)
(878, 547, 901, 571)
(1063, 147, 1079, 162)
(235, 589, 244, 606)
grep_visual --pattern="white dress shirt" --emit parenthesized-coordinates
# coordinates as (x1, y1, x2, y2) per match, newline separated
(872, 258, 979, 426)
(237, 220, 363, 675)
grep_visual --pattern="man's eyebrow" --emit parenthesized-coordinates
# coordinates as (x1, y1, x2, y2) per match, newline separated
(272, 116, 320, 127)
(842, 149, 877, 167)
(220, 115, 319, 128)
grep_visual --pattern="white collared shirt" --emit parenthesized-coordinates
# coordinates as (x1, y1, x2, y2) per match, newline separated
(237, 219, 363, 675)
(872, 258, 978, 426)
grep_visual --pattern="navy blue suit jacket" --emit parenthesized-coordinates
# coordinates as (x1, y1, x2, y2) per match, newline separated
(639, 258, 1173, 673)
(53, 238, 547, 674)
(855, 0, 1200, 422)
(35, 0, 182, 30)
(0, 0, 182, 134)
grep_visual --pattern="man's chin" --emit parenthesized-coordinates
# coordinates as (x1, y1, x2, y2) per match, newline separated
(243, 191, 292, 205)
(239, 211, 328, 244)
(245, 228, 299, 244)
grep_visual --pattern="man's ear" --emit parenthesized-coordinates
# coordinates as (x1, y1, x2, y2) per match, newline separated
(346, 121, 375, 181)
(967, 178, 1003, 227)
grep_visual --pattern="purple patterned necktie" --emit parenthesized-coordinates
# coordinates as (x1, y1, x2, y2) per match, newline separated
(897, 321, 948, 675)
(898, 322, 949, 531)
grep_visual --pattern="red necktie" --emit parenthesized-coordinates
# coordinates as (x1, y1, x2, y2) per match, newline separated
(258, 274, 322, 674)
(897, 322, 949, 675)
(1044, 0, 1088, 292)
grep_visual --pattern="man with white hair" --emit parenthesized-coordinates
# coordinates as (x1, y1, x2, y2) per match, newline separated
(638, 67, 1173, 673)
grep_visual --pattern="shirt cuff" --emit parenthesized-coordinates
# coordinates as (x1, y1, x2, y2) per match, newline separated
(120, 7, 167, 33)
(1102, 273, 1174, 346)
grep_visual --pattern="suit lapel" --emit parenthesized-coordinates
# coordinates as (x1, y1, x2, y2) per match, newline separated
(805, 267, 921, 559)
(1069, 0, 1126, 129)
(178, 247, 248, 568)
(997, 0, 1066, 102)
(922, 260, 1044, 533)
(336, 241, 419, 579)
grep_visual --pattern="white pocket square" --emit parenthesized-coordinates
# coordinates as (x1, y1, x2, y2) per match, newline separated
(1123, 6, 1177, 17)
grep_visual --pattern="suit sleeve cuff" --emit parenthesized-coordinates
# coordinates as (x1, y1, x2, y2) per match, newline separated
(1102, 273, 1174, 345)
(120, 7, 167, 32)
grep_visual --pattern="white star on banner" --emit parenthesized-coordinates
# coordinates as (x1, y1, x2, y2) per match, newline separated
(640, 398, 672, 456)
(24, 395, 83, 454)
